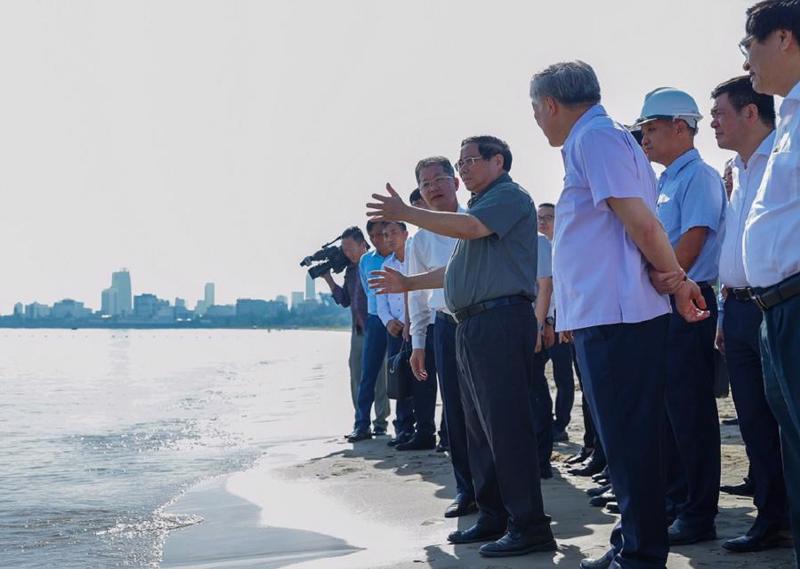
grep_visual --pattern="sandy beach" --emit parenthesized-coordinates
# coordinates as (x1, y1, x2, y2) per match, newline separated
(161, 335, 794, 569)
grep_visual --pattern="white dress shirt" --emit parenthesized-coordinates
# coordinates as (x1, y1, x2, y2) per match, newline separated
(376, 252, 407, 326)
(743, 80, 800, 288)
(553, 104, 670, 332)
(719, 130, 776, 288)
(407, 209, 462, 349)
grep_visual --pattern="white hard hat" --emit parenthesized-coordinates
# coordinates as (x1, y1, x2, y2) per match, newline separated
(632, 87, 703, 130)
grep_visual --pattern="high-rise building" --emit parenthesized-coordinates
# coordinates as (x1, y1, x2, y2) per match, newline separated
(204, 283, 215, 306)
(291, 291, 305, 309)
(25, 302, 51, 319)
(111, 269, 132, 316)
(305, 274, 316, 302)
(275, 295, 288, 306)
(13, 303, 24, 317)
(101, 287, 119, 316)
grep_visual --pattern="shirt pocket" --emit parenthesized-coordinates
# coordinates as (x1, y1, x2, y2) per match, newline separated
(656, 192, 680, 238)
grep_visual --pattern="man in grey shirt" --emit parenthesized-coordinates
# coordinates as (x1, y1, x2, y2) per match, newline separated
(367, 135, 554, 559)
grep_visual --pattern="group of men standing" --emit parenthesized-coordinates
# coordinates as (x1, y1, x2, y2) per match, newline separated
(326, 1, 800, 568)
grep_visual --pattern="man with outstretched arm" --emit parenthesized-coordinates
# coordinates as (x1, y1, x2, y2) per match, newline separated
(367, 136, 556, 558)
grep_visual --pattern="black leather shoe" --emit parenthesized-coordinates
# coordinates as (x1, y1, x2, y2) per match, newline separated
(372, 426, 387, 436)
(447, 523, 505, 544)
(569, 459, 606, 477)
(478, 528, 557, 557)
(346, 429, 372, 442)
(396, 434, 436, 451)
(579, 549, 615, 569)
(589, 490, 616, 507)
(591, 467, 609, 482)
(586, 483, 612, 497)
(605, 502, 620, 514)
(387, 432, 413, 447)
(722, 521, 791, 553)
(436, 439, 449, 453)
(565, 447, 593, 465)
(444, 495, 478, 518)
(668, 519, 717, 545)
(720, 479, 755, 497)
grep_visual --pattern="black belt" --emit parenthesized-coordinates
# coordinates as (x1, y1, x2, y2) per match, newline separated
(696, 281, 714, 289)
(453, 295, 533, 324)
(436, 311, 457, 325)
(751, 272, 800, 311)
(728, 287, 754, 302)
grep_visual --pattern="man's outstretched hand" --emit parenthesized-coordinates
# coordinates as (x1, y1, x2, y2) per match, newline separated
(366, 183, 410, 222)
(368, 267, 409, 294)
(674, 279, 710, 323)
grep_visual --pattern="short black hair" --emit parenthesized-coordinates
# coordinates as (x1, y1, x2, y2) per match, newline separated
(366, 220, 385, 234)
(341, 226, 367, 246)
(712, 75, 776, 127)
(409, 188, 423, 203)
(460, 135, 513, 172)
(538, 202, 555, 209)
(414, 156, 455, 183)
(383, 221, 407, 231)
(746, 0, 800, 42)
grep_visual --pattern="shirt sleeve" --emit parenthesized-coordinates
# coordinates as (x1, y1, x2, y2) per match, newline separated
(358, 255, 369, 297)
(469, 185, 532, 239)
(679, 167, 725, 235)
(376, 260, 393, 326)
(578, 128, 648, 210)
(536, 235, 552, 279)
(330, 268, 351, 307)
(408, 234, 433, 349)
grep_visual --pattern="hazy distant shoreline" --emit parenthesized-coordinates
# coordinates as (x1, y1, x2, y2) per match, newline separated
(0, 322, 350, 330)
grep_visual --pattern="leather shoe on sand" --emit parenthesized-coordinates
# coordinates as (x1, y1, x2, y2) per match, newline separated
(478, 528, 556, 558)
(447, 523, 505, 544)
(579, 549, 615, 569)
(444, 495, 477, 518)
(396, 434, 436, 451)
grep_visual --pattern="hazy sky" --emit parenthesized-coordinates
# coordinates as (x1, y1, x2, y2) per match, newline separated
(0, 0, 755, 311)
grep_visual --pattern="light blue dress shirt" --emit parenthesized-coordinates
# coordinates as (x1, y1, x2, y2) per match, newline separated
(359, 249, 387, 316)
(553, 104, 671, 332)
(656, 149, 726, 283)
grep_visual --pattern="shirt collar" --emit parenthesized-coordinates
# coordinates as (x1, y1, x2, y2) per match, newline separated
(734, 130, 776, 170)
(779, 80, 800, 120)
(563, 104, 607, 153)
(468, 172, 512, 207)
(663, 148, 700, 180)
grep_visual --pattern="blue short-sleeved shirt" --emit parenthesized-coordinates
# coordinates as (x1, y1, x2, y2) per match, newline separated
(656, 149, 726, 283)
(359, 249, 387, 315)
(553, 104, 671, 332)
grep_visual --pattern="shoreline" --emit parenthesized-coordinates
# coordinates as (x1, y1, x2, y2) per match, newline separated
(160, 357, 795, 569)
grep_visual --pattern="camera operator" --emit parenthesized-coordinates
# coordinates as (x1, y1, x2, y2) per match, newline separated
(320, 227, 387, 425)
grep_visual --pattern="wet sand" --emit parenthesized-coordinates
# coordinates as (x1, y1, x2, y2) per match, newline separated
(161, 336, 794, 569)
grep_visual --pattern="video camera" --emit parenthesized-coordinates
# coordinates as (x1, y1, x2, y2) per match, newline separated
(300, 234, 350, 279)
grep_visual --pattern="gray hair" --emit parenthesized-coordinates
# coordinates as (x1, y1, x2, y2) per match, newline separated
(529, 60, 601, 107)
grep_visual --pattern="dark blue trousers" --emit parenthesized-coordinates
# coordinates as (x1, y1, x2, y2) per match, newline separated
(354, 315, 388, 432)
(761, 292, 800, 565)
(662, 287, 720, 528)
(574, 315, 669, 569)
(411, 325, 439, 438)
(434, 313, 474, 499)
(549, 337, 575, 432)
(723, 296, 786, 525)
(532, 348, 554, 469)
(455, 303, 549, 532)
(386, 333, 415, 436)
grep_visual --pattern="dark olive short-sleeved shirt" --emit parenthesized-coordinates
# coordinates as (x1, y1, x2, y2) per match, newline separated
(444, 173, 538, 312)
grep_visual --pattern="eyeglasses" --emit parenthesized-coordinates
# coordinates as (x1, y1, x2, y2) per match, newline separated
(454, 156, 486, 172)
(739, 35, 754, 57)
(537, 214, 554, 222)
(419, 175, 454, 192)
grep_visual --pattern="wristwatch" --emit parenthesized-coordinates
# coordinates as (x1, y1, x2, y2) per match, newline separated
(545, 316, 555, 327)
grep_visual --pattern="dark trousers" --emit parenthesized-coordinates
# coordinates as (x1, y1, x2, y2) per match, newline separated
(549, 337, 575, 432)
(761, 293, 800, 564)
(412, 325, 439, 438)
(532, 348, 554, 468)
(386, 333, 415, 436)
(723, 296, 786, 525)
(354, 315, 388, 431)
(663, 287, 720, 528)
(455, 303, 549, 532)
(573, 344, 598, 450)
(434, 313, 474, 499)
(574, 315, 670, 569)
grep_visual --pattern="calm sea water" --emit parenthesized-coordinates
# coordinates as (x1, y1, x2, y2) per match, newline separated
(0, 329, 345, 569)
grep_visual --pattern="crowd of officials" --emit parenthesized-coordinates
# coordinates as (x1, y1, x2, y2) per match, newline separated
(321, 2, 800, 567)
